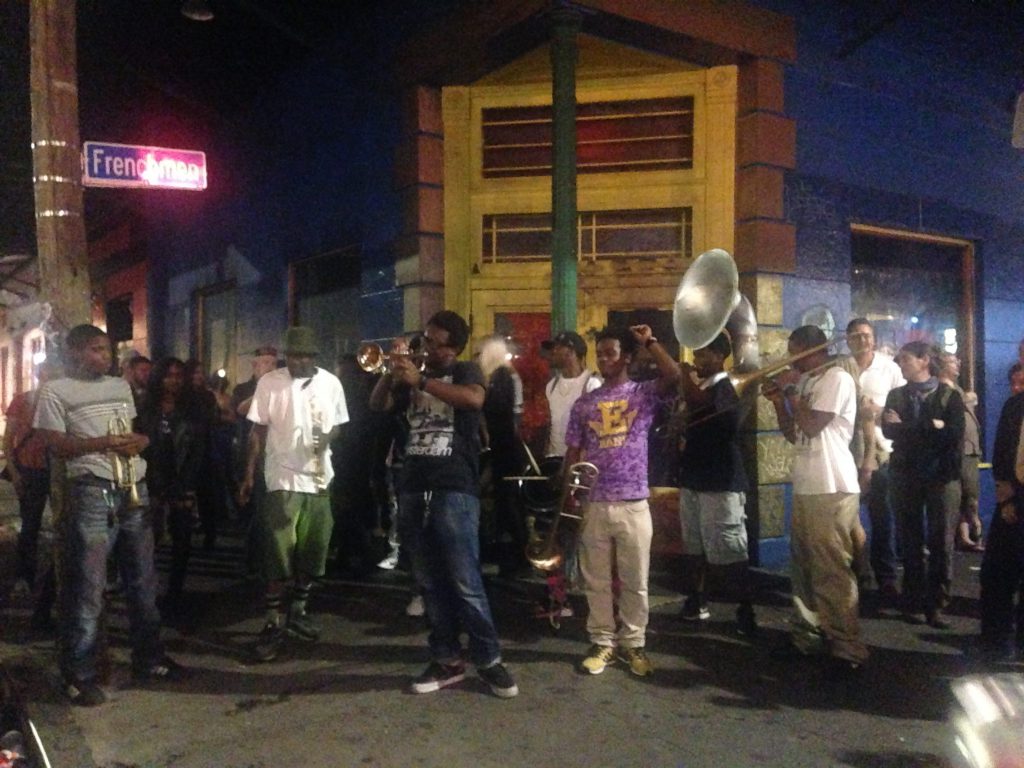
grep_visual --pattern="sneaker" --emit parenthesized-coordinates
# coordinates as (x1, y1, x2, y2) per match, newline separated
(253, 622, 285, 662)
(736, 603, 758, 637)
(405, 595, 425, 617)
(478, 662, 519, 698)
(580, 644, 616, 675)
(617, 646, 654, 677)
(823, 656, 863, 681)
(63, 676, 107, 707)
(286, 610, 321, 641)
(410, 661, 466, 694)
(680, 596, 710, 622)
(132, 656, 188, 683)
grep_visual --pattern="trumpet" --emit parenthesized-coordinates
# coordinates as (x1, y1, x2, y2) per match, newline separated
(108, 403, 142, 509)
(308, 394, 329, 493)
(525, 461, 599, 572)
(356, 342, 426, 375)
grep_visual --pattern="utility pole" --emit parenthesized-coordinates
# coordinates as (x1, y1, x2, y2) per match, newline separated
(30, 0, 91, 329)
(29, 0, 97, 677)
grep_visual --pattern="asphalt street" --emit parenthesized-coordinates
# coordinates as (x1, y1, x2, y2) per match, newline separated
(0, 484, 1008, 768)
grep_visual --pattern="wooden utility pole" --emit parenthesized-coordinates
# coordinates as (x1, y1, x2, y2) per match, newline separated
(29, 0, 97, 678)
(30, 0, 91, 329)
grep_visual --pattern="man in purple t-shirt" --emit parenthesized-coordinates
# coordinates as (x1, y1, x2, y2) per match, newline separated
(565, 325, 679, 677)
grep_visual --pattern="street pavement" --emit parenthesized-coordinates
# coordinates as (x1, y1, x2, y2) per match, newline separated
(0, 485, 1009, 768)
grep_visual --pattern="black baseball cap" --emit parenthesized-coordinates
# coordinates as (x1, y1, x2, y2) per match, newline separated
(541, 331, 587, 359)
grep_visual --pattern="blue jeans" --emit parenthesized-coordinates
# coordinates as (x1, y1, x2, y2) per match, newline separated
(867, 462, 899, 587)
(398, 491, 502, 667)
(60, 478, 163, 682)
(15, 464, 50, 586)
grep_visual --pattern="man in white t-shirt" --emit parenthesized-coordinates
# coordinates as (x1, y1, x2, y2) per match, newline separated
(847, 318, 905, 602)
(764, 325, 867, 677)
(240, 326, 349, 662)
(533, 331, 601, 624)
(542, 331, 601, 458)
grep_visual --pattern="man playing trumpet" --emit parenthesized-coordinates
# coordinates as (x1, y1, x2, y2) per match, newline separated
(762, 325, 867, 678)
(35, 324, 184, 706)
(565, 324, 680, 677)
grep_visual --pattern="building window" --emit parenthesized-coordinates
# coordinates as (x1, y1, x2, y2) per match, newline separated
(481, 97, 695, 178)
(105, 294, 133, 347)
(289, 245, 361, 358)
(481, 207, 692, 264)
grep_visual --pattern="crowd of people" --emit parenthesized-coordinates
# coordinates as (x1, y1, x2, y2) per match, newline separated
(4, 312, 1024, 707)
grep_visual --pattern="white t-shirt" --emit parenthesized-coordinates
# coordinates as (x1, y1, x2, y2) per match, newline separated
(545, 369, 601, 457)
(247, 366, 349, 493)
(858, 352, 905, 455)
(790, 365, 860, 495)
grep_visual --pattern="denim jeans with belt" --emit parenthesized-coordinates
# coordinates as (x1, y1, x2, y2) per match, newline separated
(60, 477, 163, 682)
(398, 491, 502, 667)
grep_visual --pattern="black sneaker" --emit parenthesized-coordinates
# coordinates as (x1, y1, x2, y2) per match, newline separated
(410, 661, 466, 694)
(736, 603, 758, 637)
(822, 656, 863, 681)
(133, 656, 189, 683)
(63, 676, 107, 707)
(286, 610, 321, 641)
(680, 596, 710, 621)
(478, 662, 519, 698)
(254, 622, 285, 662)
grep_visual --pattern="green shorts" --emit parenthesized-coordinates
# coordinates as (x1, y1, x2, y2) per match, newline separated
(259, 490, 333, 581)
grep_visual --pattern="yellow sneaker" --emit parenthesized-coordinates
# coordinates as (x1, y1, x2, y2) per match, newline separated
(580, 644, 616, 675)
(617, 646, 654, 677)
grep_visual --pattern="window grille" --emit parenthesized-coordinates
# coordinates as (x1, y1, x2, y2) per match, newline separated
(481, 208, 692, 264)
(482, 97, 694, 178)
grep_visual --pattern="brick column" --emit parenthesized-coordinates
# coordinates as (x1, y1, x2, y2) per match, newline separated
(394, 86, 446, 331)
(734, 57, 797, 566)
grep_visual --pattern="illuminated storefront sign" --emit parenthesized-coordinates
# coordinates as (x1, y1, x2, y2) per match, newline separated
(82, 141, 207, 190)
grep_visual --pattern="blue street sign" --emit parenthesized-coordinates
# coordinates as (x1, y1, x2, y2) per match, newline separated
(82, 141, 207, 190)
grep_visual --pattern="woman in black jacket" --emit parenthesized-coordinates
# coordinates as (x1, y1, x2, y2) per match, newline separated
(882, 341, 965, 629)
(138, 357, 207, 612)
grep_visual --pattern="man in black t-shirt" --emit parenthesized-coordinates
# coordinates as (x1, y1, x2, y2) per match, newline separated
(370, 311, 518, 699)
(676, 333, 756, 636)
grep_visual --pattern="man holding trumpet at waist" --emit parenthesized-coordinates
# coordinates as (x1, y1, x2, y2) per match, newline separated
(35, 324, 184, 707)
(240, 325, 348, 662)
(762, 324, 868, 678)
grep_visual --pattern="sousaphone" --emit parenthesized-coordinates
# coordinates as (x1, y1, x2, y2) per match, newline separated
(672, 248, 743, 350)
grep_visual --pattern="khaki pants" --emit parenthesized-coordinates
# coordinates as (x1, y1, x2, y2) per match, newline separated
(579, 500, 652, 649)
(790, 492, 869, 664)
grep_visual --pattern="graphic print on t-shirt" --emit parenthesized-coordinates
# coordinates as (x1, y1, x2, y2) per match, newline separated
(406, 377, 455, 458)
(588, 399, 638, 449)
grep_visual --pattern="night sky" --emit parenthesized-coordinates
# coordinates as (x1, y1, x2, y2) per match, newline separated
(0, 0, 456, 259)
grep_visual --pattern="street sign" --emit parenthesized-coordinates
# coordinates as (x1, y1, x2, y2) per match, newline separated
(82, 141, 207, 191)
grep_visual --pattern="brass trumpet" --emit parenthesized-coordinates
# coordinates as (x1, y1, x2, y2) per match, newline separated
(108, 404, 142, 509)
(308, 394, 329, 493)
(525, 461, 599, 572)
(356, 342, 426, 375)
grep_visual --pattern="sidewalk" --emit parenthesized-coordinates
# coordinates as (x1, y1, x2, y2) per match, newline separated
(0, 487, 1005, 768)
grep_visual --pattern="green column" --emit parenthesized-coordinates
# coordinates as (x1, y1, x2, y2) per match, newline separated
(550, 9, 579, 333)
